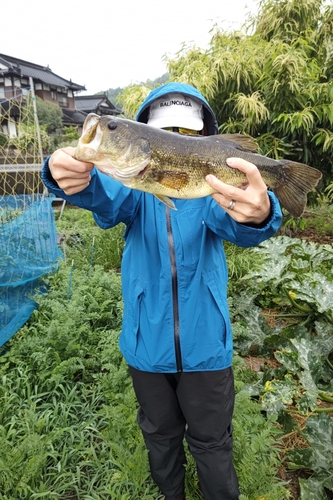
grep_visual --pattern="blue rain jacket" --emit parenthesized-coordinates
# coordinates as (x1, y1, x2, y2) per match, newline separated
(42, 83, 282, 373)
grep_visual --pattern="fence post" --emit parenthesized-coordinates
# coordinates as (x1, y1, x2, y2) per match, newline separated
(29, 77, 48, 196)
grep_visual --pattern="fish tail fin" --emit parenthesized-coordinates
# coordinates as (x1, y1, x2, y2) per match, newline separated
(274, 161, 322, 217)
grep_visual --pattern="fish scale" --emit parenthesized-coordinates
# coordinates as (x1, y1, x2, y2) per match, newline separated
(75, 113, 322, 217)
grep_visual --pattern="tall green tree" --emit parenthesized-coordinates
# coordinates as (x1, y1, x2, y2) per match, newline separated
(120, 0, 333, 193)
(169, 0, 333, 183)
(36, 96, 63, 134)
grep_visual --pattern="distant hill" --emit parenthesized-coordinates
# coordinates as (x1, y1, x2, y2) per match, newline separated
(105, 73, 169, 111)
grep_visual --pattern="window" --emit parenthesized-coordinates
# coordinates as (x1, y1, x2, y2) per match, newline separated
(43, 84, 50, 91)
(0, 87, 5, 99)
(58, 96, 68, 107)
(4, 78, 11, 87)
(35, 83, 42, 90)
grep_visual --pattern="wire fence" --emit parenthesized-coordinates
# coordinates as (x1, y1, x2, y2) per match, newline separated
(0, 83, 61, 347)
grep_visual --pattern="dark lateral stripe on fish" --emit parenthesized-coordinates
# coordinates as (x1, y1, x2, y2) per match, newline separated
(74, 114, 323, 218)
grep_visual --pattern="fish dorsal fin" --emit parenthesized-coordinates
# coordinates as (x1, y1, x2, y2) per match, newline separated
(206, 133, 259, 153)
(151, 170, 189, 191)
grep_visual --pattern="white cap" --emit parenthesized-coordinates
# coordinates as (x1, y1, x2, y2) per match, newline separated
(147, 93, 204, 131)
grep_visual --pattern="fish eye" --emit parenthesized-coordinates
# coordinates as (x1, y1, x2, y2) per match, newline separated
(108, 120, 117, 130)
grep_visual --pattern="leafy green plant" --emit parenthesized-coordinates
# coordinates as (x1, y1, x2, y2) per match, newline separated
(225, 233, 333, 498)
(63, 126, 80, 142)
(288, 414, 333, 499)
(0, 206, 296, 499)
(0, 208, 23, 223)
(35, 96, 63, 134)
(0, 132, 8, 147)
(2, 206, 333, 498)
(224, 241, 262, 285)
(0, 263, 142, 499)
(119, 0, 333, 201)
(233, 391, 290, 500)
(293, 205, 333, 240)
(8, 123, 50, 152)
(56, 208, 125, 271)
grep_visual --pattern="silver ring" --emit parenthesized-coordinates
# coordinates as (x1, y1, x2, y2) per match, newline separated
(228, 199, 236, 210)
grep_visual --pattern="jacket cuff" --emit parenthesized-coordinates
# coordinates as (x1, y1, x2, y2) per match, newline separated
(41, 156, 61, 192)
(240, 192, 280, 230)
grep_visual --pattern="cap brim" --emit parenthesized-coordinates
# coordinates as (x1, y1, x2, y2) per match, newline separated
(147, 115, 204, 131)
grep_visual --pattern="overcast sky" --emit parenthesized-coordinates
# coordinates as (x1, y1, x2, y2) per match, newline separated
(1, 0, 257, 95)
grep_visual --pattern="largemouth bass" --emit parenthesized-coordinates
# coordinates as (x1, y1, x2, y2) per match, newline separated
(74, 113, 322, 217)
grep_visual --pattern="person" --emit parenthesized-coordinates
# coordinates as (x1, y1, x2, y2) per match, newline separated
(41, 82, 282, 500)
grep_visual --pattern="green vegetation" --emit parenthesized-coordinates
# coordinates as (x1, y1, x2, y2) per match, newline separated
(118, 0, 333, 197)
(293, 205, 333, 241)
(228, 217, 333, 499)
(170, 0, 333, 189)
(36, 97, 63, 135)
(2, 0, 333, 497)
(2, 204, 333, 498)
(55, 207, 125, 270)
(0, 206, 309, 500)
(107, 74, 169, 113)
(7, 122, 51, 152)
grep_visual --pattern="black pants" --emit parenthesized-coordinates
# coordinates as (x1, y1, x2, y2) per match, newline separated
(129, 366, 240, 500)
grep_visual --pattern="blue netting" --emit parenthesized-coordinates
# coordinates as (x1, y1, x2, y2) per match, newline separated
(0, 194, 62, 346)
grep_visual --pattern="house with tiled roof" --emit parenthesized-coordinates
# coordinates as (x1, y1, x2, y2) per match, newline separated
(75, 93, 121, 117)
(0, 53, 87, 129)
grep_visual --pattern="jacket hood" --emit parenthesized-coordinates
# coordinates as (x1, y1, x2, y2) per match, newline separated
(136, 82, 219, 136)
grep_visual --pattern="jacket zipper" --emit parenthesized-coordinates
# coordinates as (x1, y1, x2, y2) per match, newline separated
(166, 206, 182, 372)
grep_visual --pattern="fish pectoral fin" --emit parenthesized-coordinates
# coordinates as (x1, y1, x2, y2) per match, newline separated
(206, 133, 259, 153)
(151, 170, 189, 190)
(154, 195, 177, 210)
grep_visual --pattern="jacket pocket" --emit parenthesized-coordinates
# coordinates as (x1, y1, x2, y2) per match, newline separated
(127, 284, 144, 355)
(206, 279, 229, 348)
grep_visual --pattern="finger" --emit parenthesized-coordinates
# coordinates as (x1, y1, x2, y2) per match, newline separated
(206, 174, 230, 192)
(59, 169, 91, 190)
(226, 158, 267, 189)
(60, 146, 76, 156)
(210, 193, 235, 211)
(54, 157, 94, 174)
(50, 148, 94, 173)
(206, 174, 242, 201)
(63, 181, 91, 195)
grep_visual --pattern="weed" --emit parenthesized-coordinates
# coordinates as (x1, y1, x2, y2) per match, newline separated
(3, 206, 332, 498)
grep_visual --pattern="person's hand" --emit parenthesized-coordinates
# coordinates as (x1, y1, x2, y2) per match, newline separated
(49, 147, 94, 195)
(205, 158, 271, 225)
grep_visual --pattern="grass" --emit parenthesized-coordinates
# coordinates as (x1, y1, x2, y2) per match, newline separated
(55, 206, 125, 270)
(6, 205, 328, 498)
(280, 204, 333, 244)
(300, 205, 333, 238)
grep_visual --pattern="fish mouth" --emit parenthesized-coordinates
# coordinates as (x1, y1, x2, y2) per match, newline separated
(137, 164, 150, 177)
(74, 114, 104, 163)
(75, 113, 152, 182)
(80, 113, 100, 145)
